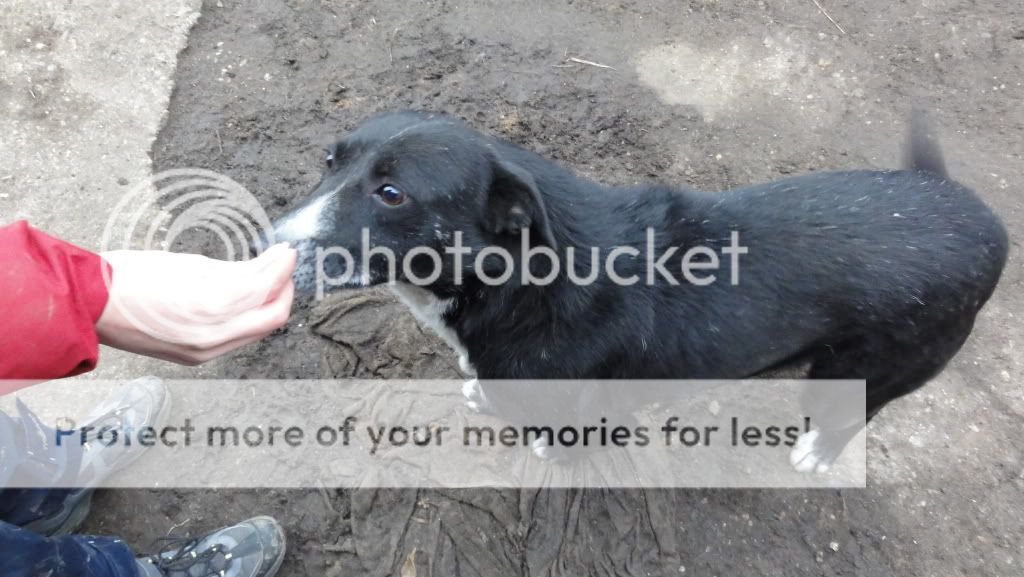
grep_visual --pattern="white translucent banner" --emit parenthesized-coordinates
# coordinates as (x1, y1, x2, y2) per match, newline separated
(1, 379, 865, 488)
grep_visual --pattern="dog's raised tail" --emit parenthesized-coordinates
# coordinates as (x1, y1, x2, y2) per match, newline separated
(904, 109, 948, 178)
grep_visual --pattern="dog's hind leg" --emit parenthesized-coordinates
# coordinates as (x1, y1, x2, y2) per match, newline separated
(792, 316, 976, 473)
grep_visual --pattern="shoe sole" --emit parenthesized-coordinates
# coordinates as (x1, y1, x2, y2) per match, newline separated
(23, 488, 93, 537)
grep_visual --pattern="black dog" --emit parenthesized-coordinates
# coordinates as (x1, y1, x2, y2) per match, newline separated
(273, 111, 1007, 471)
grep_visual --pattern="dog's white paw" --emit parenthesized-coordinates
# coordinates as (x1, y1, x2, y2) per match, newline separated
(790, 430, 832, 474)
(458, 354, 476, 375)
(462, 379, 488, 413)
(532, 438, 557, 460)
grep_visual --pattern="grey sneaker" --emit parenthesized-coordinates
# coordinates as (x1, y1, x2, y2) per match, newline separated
(18, 377, 171, 536)
(73, 376, 172, 486)
(136, 516, 287, 577)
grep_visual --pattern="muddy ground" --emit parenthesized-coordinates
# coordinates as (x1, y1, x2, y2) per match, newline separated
(83, 0, 1023, 575)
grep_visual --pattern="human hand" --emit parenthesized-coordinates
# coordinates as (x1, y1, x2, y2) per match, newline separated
(96, 244, 297, 365)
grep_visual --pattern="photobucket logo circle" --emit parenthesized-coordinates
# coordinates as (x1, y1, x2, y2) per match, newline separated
(99, 169, 276, 343)
(101, 169, 273, 257)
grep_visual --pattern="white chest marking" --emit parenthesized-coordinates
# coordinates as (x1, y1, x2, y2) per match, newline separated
(389, 283, 475, 375)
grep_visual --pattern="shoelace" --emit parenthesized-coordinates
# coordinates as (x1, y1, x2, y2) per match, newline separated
(143, 536, 234, 577)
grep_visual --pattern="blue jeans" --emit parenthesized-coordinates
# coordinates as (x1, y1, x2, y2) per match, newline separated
(0, 400, 139, 577)
(0, 489, 138, 577)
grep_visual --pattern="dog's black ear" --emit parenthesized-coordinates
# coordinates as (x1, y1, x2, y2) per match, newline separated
(485, 159, 558, 249)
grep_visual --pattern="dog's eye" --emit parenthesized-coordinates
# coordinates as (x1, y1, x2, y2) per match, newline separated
(325, 152, 335, 169)
(376, 184, 407, 206)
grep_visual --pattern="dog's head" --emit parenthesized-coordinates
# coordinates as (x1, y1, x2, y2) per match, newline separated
(273, 111, 556, 293)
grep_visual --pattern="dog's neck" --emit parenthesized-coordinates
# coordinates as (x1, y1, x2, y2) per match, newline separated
(395, 142, 666, 374)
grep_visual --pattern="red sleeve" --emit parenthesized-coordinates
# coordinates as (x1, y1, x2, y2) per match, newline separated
(0, 221, 112, 390)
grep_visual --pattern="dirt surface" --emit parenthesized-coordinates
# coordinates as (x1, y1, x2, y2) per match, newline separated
(0, 0, 201, 381)
(83, 0, 1023, 575)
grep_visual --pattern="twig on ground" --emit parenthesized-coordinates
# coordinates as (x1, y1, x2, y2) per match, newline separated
(552, 56, 616, 70)
(166, 517, 192, 536)
(215, 128, 224, 155)
(810, 0, 846, 35)
(388, 28, 400, 65)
